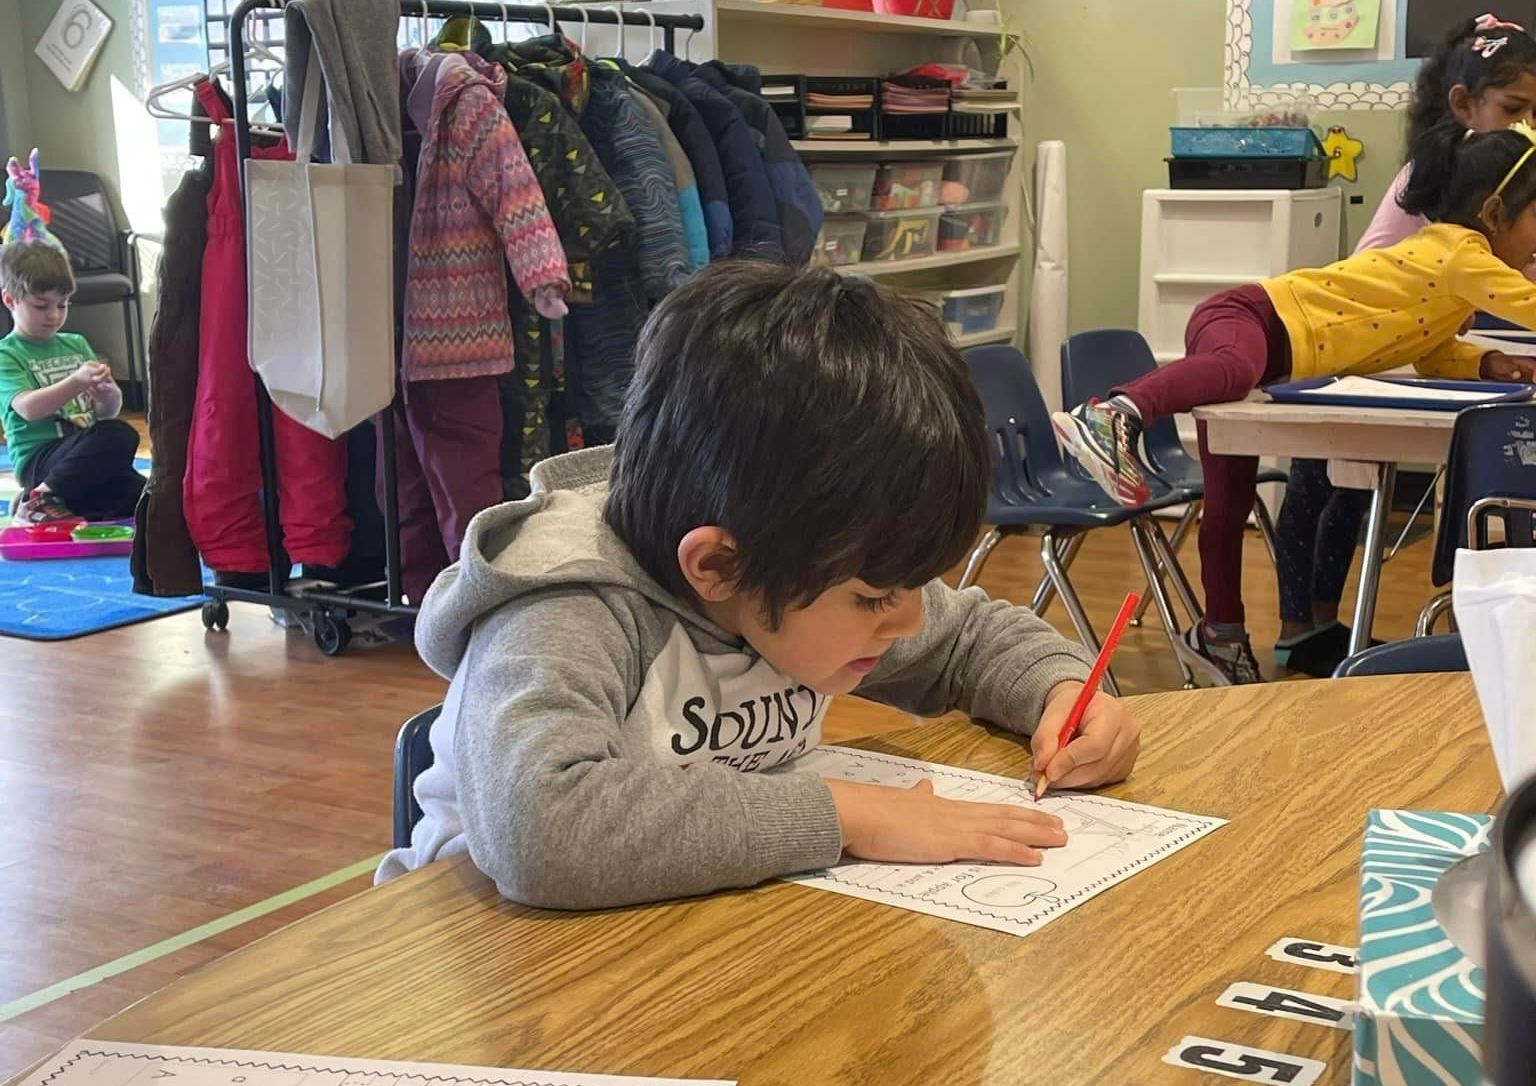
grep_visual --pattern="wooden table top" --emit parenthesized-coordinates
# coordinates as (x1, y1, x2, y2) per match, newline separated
(82, 674, 1499, 1085)
(1194, 399, 1456, 464)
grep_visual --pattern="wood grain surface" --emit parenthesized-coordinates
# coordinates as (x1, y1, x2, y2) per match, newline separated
(74, 674, 1498, 1086)
(1194, 400, 1455, 464)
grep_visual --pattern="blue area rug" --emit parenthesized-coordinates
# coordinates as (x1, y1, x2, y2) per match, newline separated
(0, 555, 203, 640)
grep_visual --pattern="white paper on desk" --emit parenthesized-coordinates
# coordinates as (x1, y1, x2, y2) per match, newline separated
(784, 747, 1226, 937)
(1291, 376, 1500, 403)
(1462, 331, 1536, 356)
(1455, 548, 1536, 792)
(16, 1040, 735, 1086)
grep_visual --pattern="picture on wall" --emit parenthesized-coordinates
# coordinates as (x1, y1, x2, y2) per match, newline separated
(1404, 0, 1536, 56)
(1291, 0, 1383, 51)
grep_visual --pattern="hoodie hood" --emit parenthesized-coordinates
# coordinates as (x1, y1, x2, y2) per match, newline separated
(402, 46, 508, 137)
(414, 446, 738, 679)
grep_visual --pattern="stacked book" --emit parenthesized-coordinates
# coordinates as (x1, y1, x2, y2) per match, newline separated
(879, 81, 948, 115)
(806, 87, 876, 140)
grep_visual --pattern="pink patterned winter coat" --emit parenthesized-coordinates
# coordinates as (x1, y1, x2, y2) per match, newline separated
(401, 49, 570, 382)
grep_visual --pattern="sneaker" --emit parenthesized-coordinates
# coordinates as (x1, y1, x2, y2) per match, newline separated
(1180, 624, 1264, 686)
(1275, 623, 1383, 678)
(11, 487, 75, 526)
(1051, 399, 1153, 507)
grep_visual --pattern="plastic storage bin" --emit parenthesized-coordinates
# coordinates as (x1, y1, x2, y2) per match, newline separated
(808, 163, 876, 213)
(1166, 155, 1326, 189)
(938, 201, 1008, 251)
(815, 214, 869, 266)
(939, 285, 1007, 337)
(1169, 126, 1322, 157)
(860, 207, 940, 262)
(940, 151, 1011, 204)
(872, 161, 943, 210)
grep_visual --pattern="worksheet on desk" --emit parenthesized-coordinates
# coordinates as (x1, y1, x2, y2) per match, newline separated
(785, 746, 1226, 937)
(17, 1041, 734, 1086)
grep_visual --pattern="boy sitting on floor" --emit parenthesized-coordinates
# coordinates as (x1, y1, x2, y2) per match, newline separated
(379, 261, 1141, 909)
(0, 242, 143, 524)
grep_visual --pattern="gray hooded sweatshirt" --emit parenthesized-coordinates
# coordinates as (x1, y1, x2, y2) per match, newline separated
(377, 447, 1095, 909)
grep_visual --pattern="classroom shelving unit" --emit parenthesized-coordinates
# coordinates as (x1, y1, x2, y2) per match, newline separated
(642, 0, 1026, 350)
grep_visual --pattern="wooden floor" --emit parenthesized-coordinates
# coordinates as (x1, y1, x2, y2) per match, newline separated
(0, 510, 1441, 1078)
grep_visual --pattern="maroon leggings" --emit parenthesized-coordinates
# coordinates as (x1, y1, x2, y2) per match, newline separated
(1113, 285, 1292, 626)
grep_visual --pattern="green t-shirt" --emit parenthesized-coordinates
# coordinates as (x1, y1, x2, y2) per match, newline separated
(0, 330, 98, 479)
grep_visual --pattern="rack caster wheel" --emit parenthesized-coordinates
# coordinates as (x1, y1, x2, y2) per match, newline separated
(202, 599, 230, 631)
(313, 610, 352, 657)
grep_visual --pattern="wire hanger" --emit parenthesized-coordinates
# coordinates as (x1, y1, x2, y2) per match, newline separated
(498, 0, 510, 43)
(418, 0, 430, 46)
(604, 4, 626, 58)
(541, 1, 559, 35)
(575, 3, 590, 52)
(681, 20, 695, 60)
(145, 45, 286, 135)
(640, 7, 658, 54)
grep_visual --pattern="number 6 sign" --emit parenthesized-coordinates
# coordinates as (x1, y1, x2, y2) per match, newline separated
(34, 0, 113, 92)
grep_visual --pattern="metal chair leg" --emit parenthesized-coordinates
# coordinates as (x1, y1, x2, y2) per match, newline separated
(1030, 533, 1082, 616)
(1253, 494, 1278, 567)
(958, 527, 1003, 590)
(1132, 503, 1198, 626)
(1041, 530, 1120, 696)
(1145, 513, 1204, 629)
(1415, 590, 1453, 637)
(1129, 521, 1199, 690)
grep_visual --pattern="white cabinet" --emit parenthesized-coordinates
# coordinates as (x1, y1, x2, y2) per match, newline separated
(1137, 188, 1343, 363)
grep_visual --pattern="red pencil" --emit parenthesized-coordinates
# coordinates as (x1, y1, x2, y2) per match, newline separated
(1034, 590, 1140, 801)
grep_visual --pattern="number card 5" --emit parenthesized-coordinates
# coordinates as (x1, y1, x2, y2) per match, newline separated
(1162, 1036, 1326, 1086)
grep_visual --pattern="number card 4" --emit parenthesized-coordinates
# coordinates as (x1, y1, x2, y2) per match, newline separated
(1216, 982, 1354, 1030)
(1162, 1036, 1326, 1086)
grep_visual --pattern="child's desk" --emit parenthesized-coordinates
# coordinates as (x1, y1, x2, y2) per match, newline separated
(59, 678, 1499, 1086)
(1193, 398, 1457, 654)
(68, 675, 1496, 1086)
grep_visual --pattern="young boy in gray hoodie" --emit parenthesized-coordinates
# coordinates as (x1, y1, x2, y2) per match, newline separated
(378, 261, 1141, 909)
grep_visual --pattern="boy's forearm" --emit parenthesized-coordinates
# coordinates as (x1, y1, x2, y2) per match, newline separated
(12, 376, 86, 422)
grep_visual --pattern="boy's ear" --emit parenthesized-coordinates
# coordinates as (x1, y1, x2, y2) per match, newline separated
(677, 526, 741, 603)
(0, 290, 15, 310)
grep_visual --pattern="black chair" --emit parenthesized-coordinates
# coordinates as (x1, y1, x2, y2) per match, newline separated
(35, 170, 145, 408)
(1332, 633, 1467, 678)
(1060, 329, 1286, 627)
(960, 345, 1222, 690)
(1416, 403, 1536, 635)
(392, 703, 442, 850)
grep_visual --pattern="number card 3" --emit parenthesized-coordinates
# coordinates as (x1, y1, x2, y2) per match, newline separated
(1264, 936, 1357, 974)
(1162, 1036, 1326, 1086)
(1216, 982, 1354, 1030)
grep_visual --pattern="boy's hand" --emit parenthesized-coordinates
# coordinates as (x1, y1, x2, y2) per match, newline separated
(1030, 681, 1140, 791)
(1479, 351, 1536, 383)
(71, 361, 112, 391)
(827, 777, 1067, 866)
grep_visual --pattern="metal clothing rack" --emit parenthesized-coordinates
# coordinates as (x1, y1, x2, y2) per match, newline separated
(203, 0, 705, 655)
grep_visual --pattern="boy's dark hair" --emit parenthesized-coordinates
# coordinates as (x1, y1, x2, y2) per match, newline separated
(1400, 118, 1536, 229)
(606, 261, 990, 626)
(0, 242, 75, 300)
(1407, 16, 1536, 154)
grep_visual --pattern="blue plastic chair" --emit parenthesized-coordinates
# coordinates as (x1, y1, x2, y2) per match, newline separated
(961, 345, 1214, 690)
(1059, 330, 1285, 626)
(1332, 633, 1466, 678)
(393, 703, 442, 850)
(1416, 403, 1536, 634)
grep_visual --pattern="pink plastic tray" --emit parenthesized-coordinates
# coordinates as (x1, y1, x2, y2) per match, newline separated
(0, 525, 133, 561)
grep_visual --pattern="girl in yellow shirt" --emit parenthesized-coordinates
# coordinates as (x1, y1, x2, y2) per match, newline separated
(1054, 119, 1536, 685)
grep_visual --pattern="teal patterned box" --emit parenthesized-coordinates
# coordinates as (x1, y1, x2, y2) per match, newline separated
(1353, 810, 1492, 1086)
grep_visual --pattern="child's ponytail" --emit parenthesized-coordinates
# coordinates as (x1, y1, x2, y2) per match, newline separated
(1407, 14, 1536, 153)
(1400, 116, 1469, 218)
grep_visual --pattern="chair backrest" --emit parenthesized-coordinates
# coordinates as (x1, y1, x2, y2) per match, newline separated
(1431, 403, 1536, 585)
(963, 345, 1065, 506)
(38, 170, 120, 276)
(1060, 329, 1188, 472)
(392, 703, 443, 850)
(1332, 633, 1467, 678)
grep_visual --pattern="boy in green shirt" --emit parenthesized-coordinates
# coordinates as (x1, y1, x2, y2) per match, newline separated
(0, 242, 143, 524)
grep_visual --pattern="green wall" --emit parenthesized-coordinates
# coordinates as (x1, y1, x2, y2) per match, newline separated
(1, 0, 35, 153)
(1009, 0, 1411, 334)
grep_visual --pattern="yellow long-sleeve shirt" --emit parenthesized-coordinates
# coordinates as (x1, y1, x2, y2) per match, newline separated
(1261, 222, 1536, 381)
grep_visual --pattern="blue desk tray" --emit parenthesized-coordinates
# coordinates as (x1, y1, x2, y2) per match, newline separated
(1265, 376, 1535, 412)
